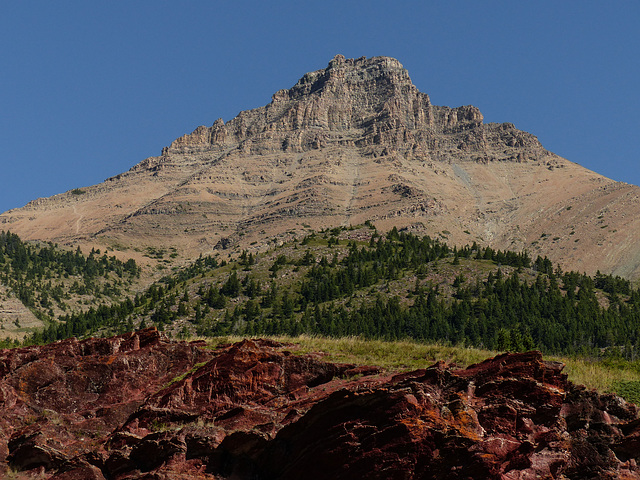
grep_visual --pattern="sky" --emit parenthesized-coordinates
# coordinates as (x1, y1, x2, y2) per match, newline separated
(2, 2, 639, 214)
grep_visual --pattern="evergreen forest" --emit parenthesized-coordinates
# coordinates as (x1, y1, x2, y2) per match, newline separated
(0, 231, 139, 347)
(3, 225, 637, 362)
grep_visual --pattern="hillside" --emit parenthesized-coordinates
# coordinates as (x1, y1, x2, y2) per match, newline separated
(0, 231, 139, 341)
(17, 225, 639, 363)
(2, 55, 640, 278)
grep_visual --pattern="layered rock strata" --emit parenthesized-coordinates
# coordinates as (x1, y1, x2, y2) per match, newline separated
(2, 55, 640, 278)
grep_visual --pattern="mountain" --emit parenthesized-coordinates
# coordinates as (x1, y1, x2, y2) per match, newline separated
(2, 55, 640, 278)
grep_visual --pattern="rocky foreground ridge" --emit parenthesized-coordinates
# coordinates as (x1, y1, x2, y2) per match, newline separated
(1, 328, 639, 479)
(2, 55, 640, 278)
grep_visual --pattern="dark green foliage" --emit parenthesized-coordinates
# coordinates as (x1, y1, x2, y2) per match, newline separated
(612, 380, 640, 405)
(220, 271, 241, 297)
(239, 250, 255, 269)
(205, 285, 226, 309)
(30, 297, 136, 343)
(0, 231, 139, 326)
(0, 337, 21, 349)
(174, 255, 219, 281)
(298, 250, 315, 266)
(269, 254, 288, 277)
(0, 232, 138, 279)
(181, 232, 640, 357)
(14, 228, 640, 362)
(237, 237, 638, 356)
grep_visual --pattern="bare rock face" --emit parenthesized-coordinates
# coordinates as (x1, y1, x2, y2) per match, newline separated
(3, 55, 640, 279)
(165, 55, 487, 157)
(1, 332, 639, 479)
(0, 328, 212, 478)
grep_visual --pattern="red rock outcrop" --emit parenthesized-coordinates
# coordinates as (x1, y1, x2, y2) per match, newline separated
(0, 328, 212, 479)
(1, 332, 639, 479)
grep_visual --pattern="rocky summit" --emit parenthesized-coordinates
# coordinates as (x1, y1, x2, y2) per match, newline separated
(0, 328, 638, 479)
(2, 55, 640, 278)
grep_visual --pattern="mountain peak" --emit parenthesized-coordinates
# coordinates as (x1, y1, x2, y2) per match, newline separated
(285, 55, 412, 99)
(271, 54, 432, 132)
(4, 55, 640, 280)
(167, 55, 487, 156)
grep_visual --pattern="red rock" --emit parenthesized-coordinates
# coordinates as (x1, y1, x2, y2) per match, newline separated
(1, 332, 639, 479)
(49, 463, 106, 480)
(0, 328, 212, 478)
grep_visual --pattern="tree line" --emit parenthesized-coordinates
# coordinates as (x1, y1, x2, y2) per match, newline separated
(15, 227, 640, 360)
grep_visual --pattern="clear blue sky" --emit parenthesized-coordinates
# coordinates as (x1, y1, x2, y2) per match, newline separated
(2, 1, 639, 214)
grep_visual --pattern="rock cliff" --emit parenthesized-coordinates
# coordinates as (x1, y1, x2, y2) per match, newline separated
(1, 329, 639, 479)
(2, 55, 640, 279)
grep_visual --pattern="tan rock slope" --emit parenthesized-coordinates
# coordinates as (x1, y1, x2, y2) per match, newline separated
(2, 55, 640, 278)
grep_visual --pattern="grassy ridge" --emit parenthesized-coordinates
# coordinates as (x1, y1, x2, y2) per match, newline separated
(208, 334, 640, 404)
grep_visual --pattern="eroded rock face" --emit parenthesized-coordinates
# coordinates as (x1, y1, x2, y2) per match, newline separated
(166, 55, 489, 157)
(4, 55, 640, 280)
(1, 332, 639, 479)
(0, 328, 212, 479)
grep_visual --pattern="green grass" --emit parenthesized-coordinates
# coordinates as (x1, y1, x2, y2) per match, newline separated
(207, 335, 640, 404)
(161, 361, 209, 389)
(555, 356, 640, 395)
(611, 380, 640, 405)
